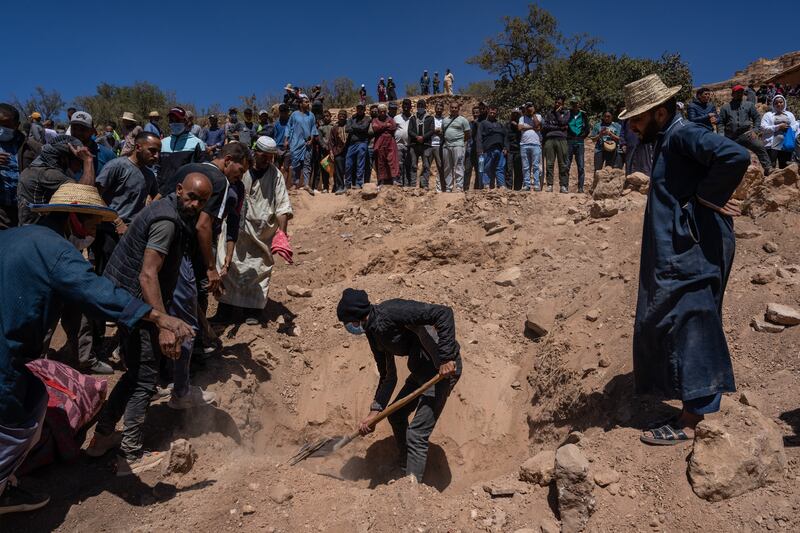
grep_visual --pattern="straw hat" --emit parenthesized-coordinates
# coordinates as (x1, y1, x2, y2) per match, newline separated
(121, 111, 137, 122)
(618, 74, 682, 120)
(148, 110, 160, 118)
(30, 183, 117, 221)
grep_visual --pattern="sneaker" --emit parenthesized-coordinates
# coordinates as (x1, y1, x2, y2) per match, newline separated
(0, 484, 50, 515)
(86, 431, 122, 457)
(578, 186, 585, 193)
(82, 360, 113, 375)
(522, 186, 531, 191)
(156, 383, 173, 399)
(168, 385, 217, 410)
(334, 189, 346, 195)
(560, 186, 568, 193)
(245, 316, 259, 326)
(546, 185, 553, 192)
(115, 451, 164, 477)
(534, 185, 542, 192)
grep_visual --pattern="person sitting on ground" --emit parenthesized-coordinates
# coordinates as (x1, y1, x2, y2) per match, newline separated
(87, 173, 212, 475)
(687, 87, 719, 131)
(617, 74, 750, 446)
(336, 288, 461, 484)
(590, 111, 622, 176)
(214, 137, 293, 325)
(0, 182, 192, 514)
(760, 94, 798, 170)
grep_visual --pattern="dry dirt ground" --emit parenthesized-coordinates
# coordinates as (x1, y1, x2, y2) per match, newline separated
(3, 160, 800, 533)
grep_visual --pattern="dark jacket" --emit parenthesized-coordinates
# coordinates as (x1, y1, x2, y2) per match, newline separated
(345, 115, 371, 144)
(718, 100, 761, 139)
(477, 119, 507, 154)
(407, 113, 436, 148)
(687, 99, 718, 130)
(104, 193, 188, 306)
(542, 108, 570, 140)
(364, 299, 461, 410)
(566, 110, 590, 140)
(506, 120, 521, 153)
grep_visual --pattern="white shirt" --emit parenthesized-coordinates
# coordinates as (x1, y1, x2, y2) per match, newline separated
(519, 114, 542, 145)
(431, 116, 443, 147)
(761, 110, 798, 150)
(394, 113, 410, 145)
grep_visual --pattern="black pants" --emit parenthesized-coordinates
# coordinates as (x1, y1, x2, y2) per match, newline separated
(0, 204, 18, 230)
(312, 147, 331, 191)
(334, 153, 347, 192)
(464, 147, 480, 189)
(768, 148, 792, 169)
(733, 131, 772, 173)
(506, 151, 522, 189)
(387, 364, 460, 482)
(95, 323, 160, 459)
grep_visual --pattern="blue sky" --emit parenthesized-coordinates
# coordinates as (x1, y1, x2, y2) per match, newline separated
(4, 0, 794, 115)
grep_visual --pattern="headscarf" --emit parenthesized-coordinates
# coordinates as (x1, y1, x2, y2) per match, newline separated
(771, 94, 789, 114)
(31, 135, 83, 169)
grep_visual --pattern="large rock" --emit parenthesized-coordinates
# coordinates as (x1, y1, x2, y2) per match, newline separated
(524, 301, 556, 339)
(589, 201, 619, 219)
(767, 163, 799, 187)
(765, 302, 800, 326)
(494, 267, 521, 287)
(591, 168, 625, 200)
(360, 182, 379, 200)
(732, 165, 764, 201)
(688, 401, 786, 502)
(519, 450, 556, 486)
(624, 172, 650, 193)
(554, 444, 595, 533)
(163, 438, 196, 475)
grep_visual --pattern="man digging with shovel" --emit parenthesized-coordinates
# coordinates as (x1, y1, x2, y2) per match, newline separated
(336, 288, 461, 483)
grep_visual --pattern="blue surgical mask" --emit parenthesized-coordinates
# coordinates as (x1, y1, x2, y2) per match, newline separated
(0, 127, 15, 142)
(345, 323, 365, 336)
(169, 122, 186, 135)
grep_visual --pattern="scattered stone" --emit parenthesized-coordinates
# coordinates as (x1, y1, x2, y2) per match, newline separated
(591, 168, 625, 200)
(555, 444, 595, 533)
(519, 450, 556, 486)
(242, 504, 256, 515)
(483, 484, 516, 498)
(360, 183, 379, 200)
(762, 241, 779, 253)
(483, 218, 501, 231)
(511, 381, 522, 390)
(564, 431, 584, 445)
(539, 518, 560, 533)
(598, 358, 611, 368)
(606, 483, 620, 495)
(286, 285, 313, 298)
(750, 317, 785, 333)
(162, 438, 196, 475)
(688, 401, 787, 502)
(751, 270, 775, 285)
(585, 310, 600, 322)
(589, 201, 619, 219)
(592, 468, 620, 487)
(524, 301, 555, 339)
(512, 529, 537, 533)
(248, 482, 261, 491)
(739, 390, 765, 412)
(553, 217, 568, 226)
(625, 171, 650, 193)
(276, 315, 286, 326)
(268, 484, 294, 504)
(734, 229, 762, 239)
(494, 267, 521, 287)
(486, 225, 507, 236)
(765, 303, 800, 326)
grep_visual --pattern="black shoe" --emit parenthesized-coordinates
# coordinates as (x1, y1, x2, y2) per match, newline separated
(578, 186, 584, 193)
(83, 360, 113, 375)
(0, 484, 50, 515)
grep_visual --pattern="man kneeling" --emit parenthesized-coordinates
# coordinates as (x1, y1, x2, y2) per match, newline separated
(336, 289, 461, 483)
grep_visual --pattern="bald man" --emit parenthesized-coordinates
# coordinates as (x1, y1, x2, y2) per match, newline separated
(88, 173, 212, 477)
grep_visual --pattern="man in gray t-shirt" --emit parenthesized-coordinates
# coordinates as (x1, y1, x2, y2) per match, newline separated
(442, 102, 472, 192)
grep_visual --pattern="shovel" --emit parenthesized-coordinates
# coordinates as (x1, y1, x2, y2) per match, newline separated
(288, 373, 444, 465)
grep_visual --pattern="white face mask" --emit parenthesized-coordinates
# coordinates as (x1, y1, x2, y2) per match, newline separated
(0, 127, 15, 142)
(169, 122, 186, 135)
(68, 234, 95, 251)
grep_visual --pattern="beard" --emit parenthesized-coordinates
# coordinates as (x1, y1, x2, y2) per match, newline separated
(637, 112, 661, 144)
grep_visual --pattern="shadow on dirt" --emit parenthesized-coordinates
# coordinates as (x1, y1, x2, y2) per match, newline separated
(779, 407, 800, 447)
(338, 436, 453, 492)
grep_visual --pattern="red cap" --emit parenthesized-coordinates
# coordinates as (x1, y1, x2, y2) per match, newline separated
(731, 85, 745, 93)
(168, 106, 187, 119)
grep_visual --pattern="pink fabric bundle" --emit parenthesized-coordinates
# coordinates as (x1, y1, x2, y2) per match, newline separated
(271, 229, 293, 264)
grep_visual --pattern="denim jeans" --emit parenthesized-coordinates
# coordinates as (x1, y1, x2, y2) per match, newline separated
(291, 148, 313, 187)
(683, 393, 722, 415)
(567, 139, 585, 189)
(482, 148, 506, 188)
(345, 142, 368, 187)
(170, 256, 200, 398)
(520, 144, 542, 189)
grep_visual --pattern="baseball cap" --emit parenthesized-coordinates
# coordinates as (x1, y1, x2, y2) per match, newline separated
(30, 112, 41, 120)
(258, 109, 269, 116)
(168, 106, 187, 119)
(731, 84, 745, 93)
(70, 111, 93, 128)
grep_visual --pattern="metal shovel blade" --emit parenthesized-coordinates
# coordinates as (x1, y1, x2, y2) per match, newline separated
(287, 433, 356, 465)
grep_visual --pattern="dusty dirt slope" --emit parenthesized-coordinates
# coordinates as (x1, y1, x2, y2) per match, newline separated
(3, 161, 800, 533)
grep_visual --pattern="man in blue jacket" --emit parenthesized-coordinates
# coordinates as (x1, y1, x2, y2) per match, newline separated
(0, 184, 192, 514)
(686, 87, 719, 131)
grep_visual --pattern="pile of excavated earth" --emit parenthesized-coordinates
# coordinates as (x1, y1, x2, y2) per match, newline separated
(5, 156, 800, 533)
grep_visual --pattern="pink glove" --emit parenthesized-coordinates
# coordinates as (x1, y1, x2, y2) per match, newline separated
(271, 230, 294, 264)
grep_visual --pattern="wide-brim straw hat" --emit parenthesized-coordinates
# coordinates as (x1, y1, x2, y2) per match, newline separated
(618, 74, 682, 120)
(30, 183, 117, 222)
(121, 111, 137, 122)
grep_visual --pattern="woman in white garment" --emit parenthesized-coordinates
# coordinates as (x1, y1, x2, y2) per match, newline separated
(215, 136, 293, 324)
(760, 94, 798, 170)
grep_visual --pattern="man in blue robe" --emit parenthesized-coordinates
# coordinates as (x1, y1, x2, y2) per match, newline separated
(618, 75, 750, 445)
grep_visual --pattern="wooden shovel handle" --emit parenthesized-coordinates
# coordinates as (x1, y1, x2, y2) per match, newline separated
(346, 373, 445, 442)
